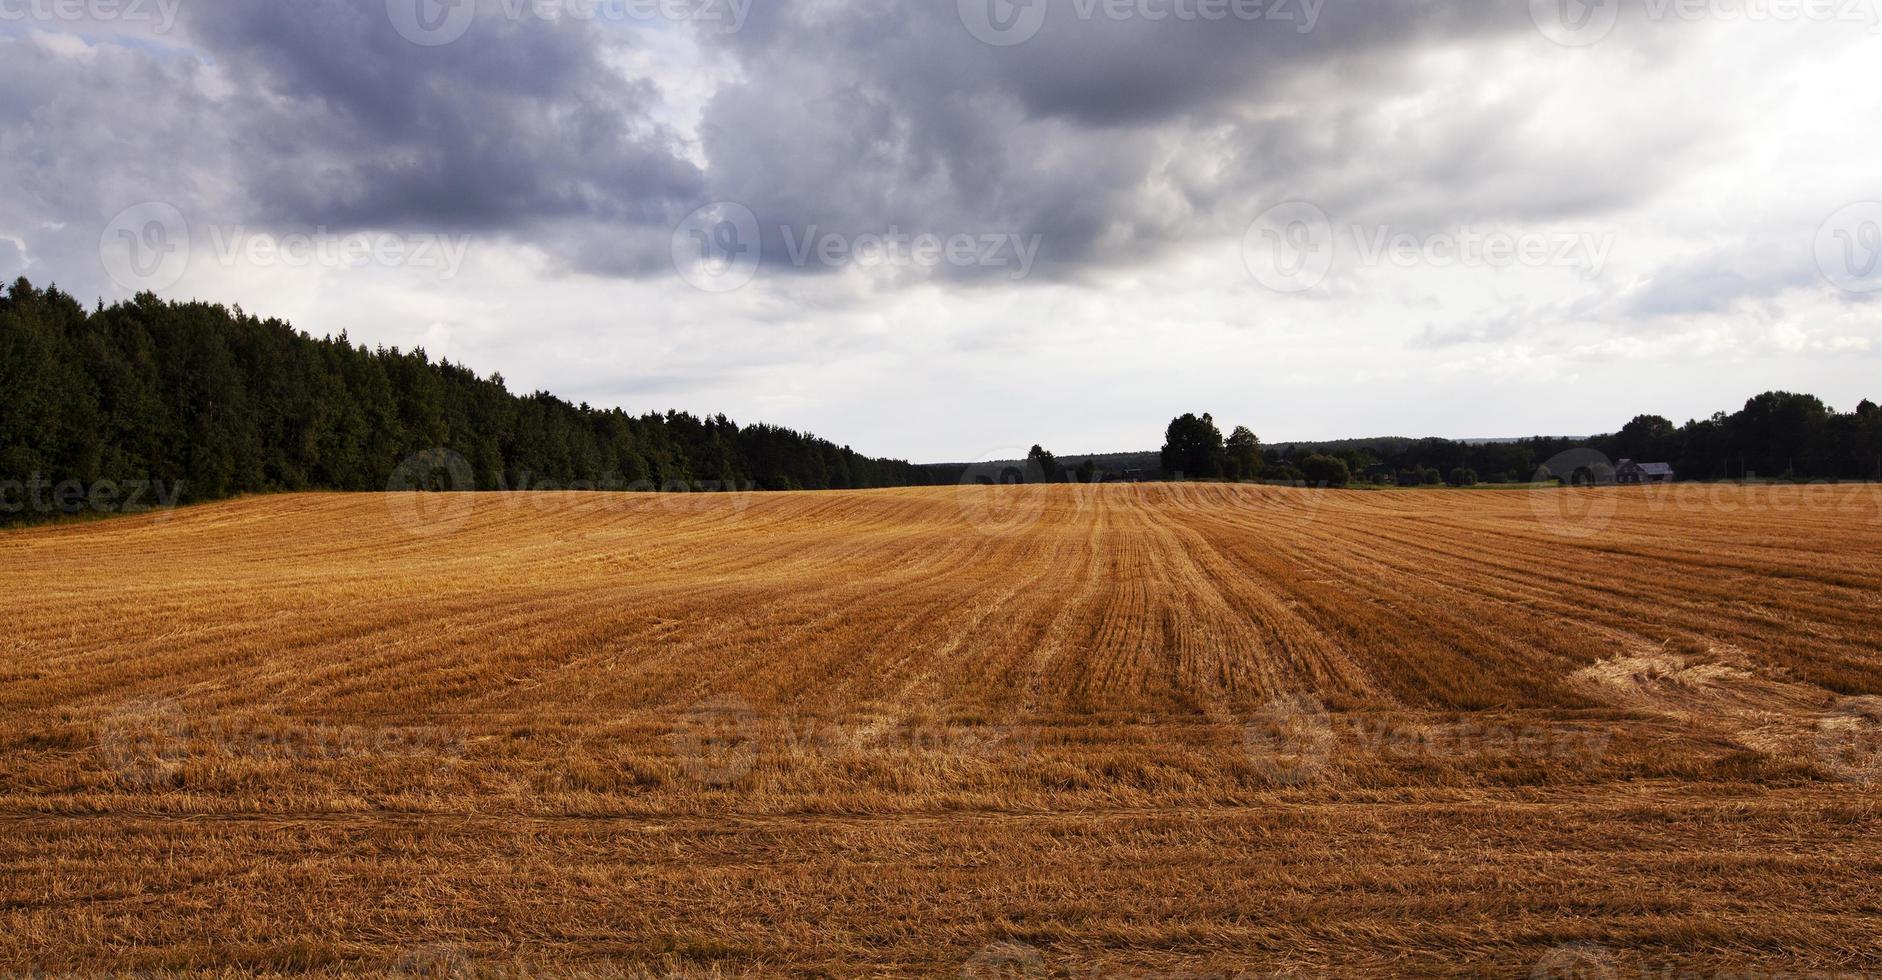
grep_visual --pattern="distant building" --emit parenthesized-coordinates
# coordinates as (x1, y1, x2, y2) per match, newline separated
(1615, 459, 1675, 484)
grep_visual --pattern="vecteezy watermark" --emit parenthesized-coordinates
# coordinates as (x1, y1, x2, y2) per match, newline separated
(0, 474, 185, 522)
(385, 448, 479, 537)
(671, 202, 1043, 292)
(1529, 0, 1623, 45)
(95, 697, 189, 789)
(1240, 201, 1335, 295)
(389, 943, 477, 977)
(1531, 0, 1882, 46)
(100, 202, 190, 293)
(97, 698, 465, 790)
(99, 203, 472, 292)
(1242, 698, 1611, 788)
(383, 447, 762, 537)
(1530, 449, 1620, 539)
(0, 0, 182, 31)
(386, 0, 752, 46)
(778, 225, 1042, 281)
(954, 448, 1054, 536)
(1815, 696, 1882, 785)
(1242, 202, 1616, 293)
(672, 695, 761, 787)
(957, 0, 1323, 47)
(671, 201, 761, 293)
(205, 227, 471, 281)
(1530, 944, 1882, 979)
(1531, 943, 1621, 979)
(1241, 694, 1336, 787)
(1815, 202, 1882, 295)
(961, 942, 1047, 978)
(669, 704, 1036, 789)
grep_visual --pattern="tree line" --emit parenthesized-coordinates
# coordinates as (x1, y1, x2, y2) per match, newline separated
(1139, 397, 1882, 488)
(8, 276, 1879, 524)
(0, 279, 934, 520)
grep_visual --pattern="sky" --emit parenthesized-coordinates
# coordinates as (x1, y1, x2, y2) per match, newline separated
(2, 0, 1879, 462)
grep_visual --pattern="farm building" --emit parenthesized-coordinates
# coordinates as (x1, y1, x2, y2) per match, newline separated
(1616, 460, 1675, 484)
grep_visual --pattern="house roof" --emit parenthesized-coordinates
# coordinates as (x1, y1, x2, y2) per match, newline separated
(1638, 462, 1675, 476)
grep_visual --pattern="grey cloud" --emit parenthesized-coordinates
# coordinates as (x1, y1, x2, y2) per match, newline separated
(688, 0, 1681, 282)
(0, 236, 24, 281)
(0, 1, 705, 298)
(0, 0, 1786, 298)
(1625, 243, 1818, 318)
(179, 2, 703, 236)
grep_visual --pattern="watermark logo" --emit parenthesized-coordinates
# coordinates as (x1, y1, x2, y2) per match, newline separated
(101, 202, 473, 292)
(1530, 449, 1619, 539)
(778, 714, 1038, 770)
(1815, 696, 1882, 784)
(96, 696, 190, 789)
(389, 0, 752, 44)
(672, 203, 1044, 291)
(1816, 202, 1882, 295)
(1242, 201, 1334, 293)
(0, 0, 183, 31)
(672, 201, 762, 293)
(387, 0, 477, 46)
(386, 448, 478, 537)
(1241, 693, 1336, 787)
(0, 474, 185, 522)
(955, 449, 1053, 536)
(1532, 943, 1621, 979)
(96, 699, 467, 792)
(958, 0, 1049, 46)
(205, 226, 471, 280)
(389, 942, 477, 977)
(961, 941, 1047, 978)
(779, 225, 1042, 281)
(1532, 0, 1882, 45)
(649, 479, 759, 523)
(1530, 0, 1621, 45)
(672, 695, 761, 787)
(1244, 204, 1616, 293)
(100, 202, 189, 293)
(959, 0, 1323, 46)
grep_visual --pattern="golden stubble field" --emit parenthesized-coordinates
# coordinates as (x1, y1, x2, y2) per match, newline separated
(4, 482, 1882, 977)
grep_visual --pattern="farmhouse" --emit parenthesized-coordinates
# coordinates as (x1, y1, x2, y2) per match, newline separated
(1616, 459, 1675, 484)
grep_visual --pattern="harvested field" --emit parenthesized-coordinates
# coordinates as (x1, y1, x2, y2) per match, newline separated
(4, 483, 1882, 977)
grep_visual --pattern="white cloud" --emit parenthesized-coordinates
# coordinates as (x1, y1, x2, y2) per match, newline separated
(2, 1, 1879, 459)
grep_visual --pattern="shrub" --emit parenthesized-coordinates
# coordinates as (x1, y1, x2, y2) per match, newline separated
(1299, 454, 1351, 488)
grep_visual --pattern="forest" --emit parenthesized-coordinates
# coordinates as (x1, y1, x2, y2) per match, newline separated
(1224, 394, 1882, 487)
(0, 279, 933, 521)
(6, 277, 1878, 523)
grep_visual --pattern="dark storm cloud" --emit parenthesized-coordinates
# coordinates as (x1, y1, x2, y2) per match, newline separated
(0, 0, 705, 297)
(179, 1, 703, 235)
(687, 0, 1667, 279)
(0, 0, 1717, 292)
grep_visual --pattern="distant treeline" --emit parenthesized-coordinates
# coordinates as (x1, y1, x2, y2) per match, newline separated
(0, 279, 933, 518)
(7, 277, 1878, 524)
(973, 396, 1882, 489)
(1264, 394, 1882, 486)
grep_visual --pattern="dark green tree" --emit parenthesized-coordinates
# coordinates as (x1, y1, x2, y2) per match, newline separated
(1027, 445, 1061, 483)
(1226, 426, 1262, 480)
(1298, 454, 1350, 487)
(1161, 413, 1224, 479)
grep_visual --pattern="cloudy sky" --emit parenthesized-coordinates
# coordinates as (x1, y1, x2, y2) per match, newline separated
(3, 0, 1879, 461)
